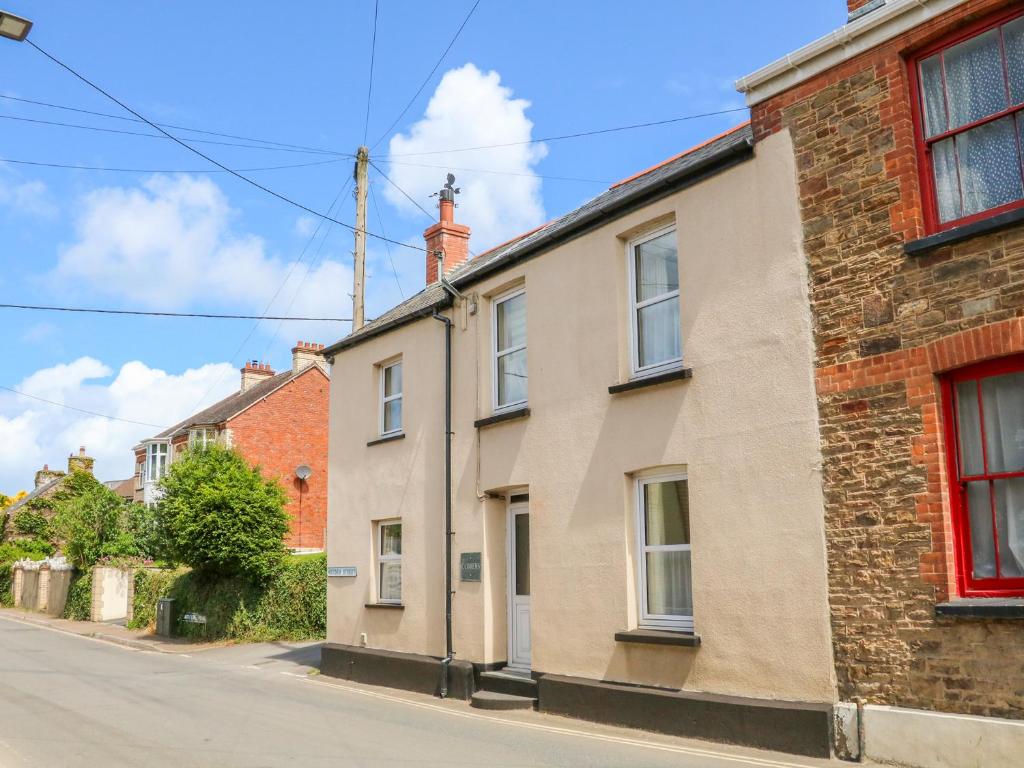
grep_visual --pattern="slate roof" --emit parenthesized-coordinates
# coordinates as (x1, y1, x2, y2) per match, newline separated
(103, 478, 135, 500)
(4, 477, 62, 518)
(324, 122, 754, 355)
(153, 365, 325, 440)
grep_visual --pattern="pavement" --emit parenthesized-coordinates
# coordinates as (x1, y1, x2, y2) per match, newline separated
(0, 612, 859, 768)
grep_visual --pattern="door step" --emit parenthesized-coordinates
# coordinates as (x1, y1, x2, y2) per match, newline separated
(479, 670, 538, 699)
(470, 690, 537, 711)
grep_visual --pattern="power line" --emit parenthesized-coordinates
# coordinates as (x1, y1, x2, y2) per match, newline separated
(0, 155, 348, 174)
(369, 158, 435, 221)
(0, 303, 350, 321)
(0, 384, 167, 429)
(378, 157, 610, 184)
(369, 179, 406, 298)
(363, 0, 381, 146)
(27, 39, 425, 253)
(0, 93, 352, 157)
(380, 107, 750, 157)
(0, 112, 346, 156)
(370, 0, 481, 151)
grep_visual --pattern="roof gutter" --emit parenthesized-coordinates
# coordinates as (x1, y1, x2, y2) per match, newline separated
(734, 0, 967, 106)
(322, 297, 453, 359)
(449, 134, 754, 291)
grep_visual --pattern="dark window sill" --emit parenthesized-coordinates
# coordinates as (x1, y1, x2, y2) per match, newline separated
(609, 368, 692, 395)
(365, 603, 404, 609)
(615, 629, 701, 647)
(367, 432, 405, 447)
(905, 206, 1024, 256)
(474, 406, 530, 429)
(935, 599, 1024, 619)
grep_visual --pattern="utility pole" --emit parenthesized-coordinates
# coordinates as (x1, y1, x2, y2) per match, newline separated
(352, 145, 369, 331)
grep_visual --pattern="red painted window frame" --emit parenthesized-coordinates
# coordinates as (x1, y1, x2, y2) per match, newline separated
(907, 8, 1024, 234)
(941, 354, 1024, 598)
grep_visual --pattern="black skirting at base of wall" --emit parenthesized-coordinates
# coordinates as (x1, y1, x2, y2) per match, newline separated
(538, 674, 833, 758)
(320, 643, 475, 701)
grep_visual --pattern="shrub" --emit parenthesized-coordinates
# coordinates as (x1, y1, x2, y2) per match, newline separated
(51, 472, 134, 569)
(157, 446, 288, 582)
(12, 509, 50, 539)
(128, 554, 326, 641)
(63, 571, 92, 620)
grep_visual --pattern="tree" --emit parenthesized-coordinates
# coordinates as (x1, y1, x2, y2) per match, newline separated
(157, 446, 288, 582)
(51, 472, 136, 569)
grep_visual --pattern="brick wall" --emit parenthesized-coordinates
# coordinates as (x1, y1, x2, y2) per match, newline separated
(227, 366, 329, 549)
(753, 0, 1024, 717)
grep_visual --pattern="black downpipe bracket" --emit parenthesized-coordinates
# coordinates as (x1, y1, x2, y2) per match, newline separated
(432, 310, 454, 697)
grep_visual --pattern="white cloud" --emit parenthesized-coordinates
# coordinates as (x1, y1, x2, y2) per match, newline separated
(384, 63, 547, 252)
(0, 357, 238, 494)
(0, 176, 57, 218)
(50, 174, 353, 337)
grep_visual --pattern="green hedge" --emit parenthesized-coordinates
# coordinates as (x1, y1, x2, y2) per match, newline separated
(129, 554, 326, 642)
(63, 571, 93, 620)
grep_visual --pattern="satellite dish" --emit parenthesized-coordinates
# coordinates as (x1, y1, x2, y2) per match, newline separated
(295, 464, 312, 481)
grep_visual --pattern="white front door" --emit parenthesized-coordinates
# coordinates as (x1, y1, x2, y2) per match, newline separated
(507, 499, 531, 670)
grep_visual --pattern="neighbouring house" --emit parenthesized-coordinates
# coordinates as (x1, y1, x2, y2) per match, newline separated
(735, 0, 1024, 765)
(320, 126, 839, 757)
(4, 447, 95, 531)
(102, 478, 135, 502)
(133, 342, 329, 551)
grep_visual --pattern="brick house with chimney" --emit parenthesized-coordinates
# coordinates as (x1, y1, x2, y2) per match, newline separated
(736, 0, 1024, 763)
(4, 447, 96, 532)
(133, 342, 329, 550)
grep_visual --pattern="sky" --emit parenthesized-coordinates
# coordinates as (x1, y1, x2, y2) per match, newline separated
(0, 0, 846, 492)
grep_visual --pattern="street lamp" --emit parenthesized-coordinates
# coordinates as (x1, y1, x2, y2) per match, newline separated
(0, 10, 31, 42)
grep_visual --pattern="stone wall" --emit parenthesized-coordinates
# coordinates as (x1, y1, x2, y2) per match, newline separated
(752, 0, 1024, 718)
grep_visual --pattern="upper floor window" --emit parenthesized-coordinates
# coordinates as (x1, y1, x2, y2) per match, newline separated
(494, 288, 527, 411)
(189, 427, 218, 449)
(146, 442, 168, 482)
(914, 12, 1024, 230)
(628, 227, 681, 378)
(943, 355, 1024, 597)
(636, 473, 693, 632)
(380, 360, 403, 435)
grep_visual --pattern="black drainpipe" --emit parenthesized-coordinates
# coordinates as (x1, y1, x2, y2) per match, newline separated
(431, 308, 454, 697)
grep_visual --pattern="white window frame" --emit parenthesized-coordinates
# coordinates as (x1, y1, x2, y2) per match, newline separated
(145, 442, 169, 483)
(376, 519, 402, 605)
(188, 426, 218, 449)
(627, 225, 682, 379)
(635, 471, 693, 632)
(379, 359, 403, 436)
(492, 287, 528, 413)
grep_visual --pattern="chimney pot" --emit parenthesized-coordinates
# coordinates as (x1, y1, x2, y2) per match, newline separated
(424, 174, 470, 285)
(292, 340, 328, 375)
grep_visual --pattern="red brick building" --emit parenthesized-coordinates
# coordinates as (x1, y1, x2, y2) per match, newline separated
(737, 0, 1024, 761)
(133, 342, 329, 550)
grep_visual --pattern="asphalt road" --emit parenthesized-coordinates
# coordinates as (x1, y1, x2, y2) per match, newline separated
(0, 615, 839, 768)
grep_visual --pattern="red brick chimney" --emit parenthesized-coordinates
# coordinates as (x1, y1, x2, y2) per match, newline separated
(424, 175, 470, 285)
(240, 361, 275, 393)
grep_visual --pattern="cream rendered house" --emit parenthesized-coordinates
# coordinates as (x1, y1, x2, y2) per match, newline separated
(322, 124, 838, 756)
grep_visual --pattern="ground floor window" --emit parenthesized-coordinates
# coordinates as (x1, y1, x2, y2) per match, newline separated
(377, 520, 402, 604)
(943, 355, 1024, 596)
(636, 473, 693, 631)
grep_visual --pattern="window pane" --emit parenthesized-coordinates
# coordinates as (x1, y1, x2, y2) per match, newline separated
(957, 117, 1024, 217)
(637, 297, 681, 368)
(496, 293, 526, 352)
(635, 232, 678, 303)
(920, 54, 948, 137)
(956, 380, 985, 475)
(497, 348, 528, 407)
(644, 479, 690, 546)
(944, 29, 1008, 129)
(379, 562, 401, 601)
(384, 398, 402, 433)
(514, 513, 530, 597)
(981, 371, 1024, 474)
(966, 481, 997, 579)
(384, 363, 402, 398)
(932, 138, 963, 223)
(1005, 17, 1024, 105)
(380, 523, 401, 555)
(994, 478, 1024, 577)
(645, 550, 692, 616)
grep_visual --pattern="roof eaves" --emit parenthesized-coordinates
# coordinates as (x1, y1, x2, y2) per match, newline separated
(322, 292, 453, 358)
